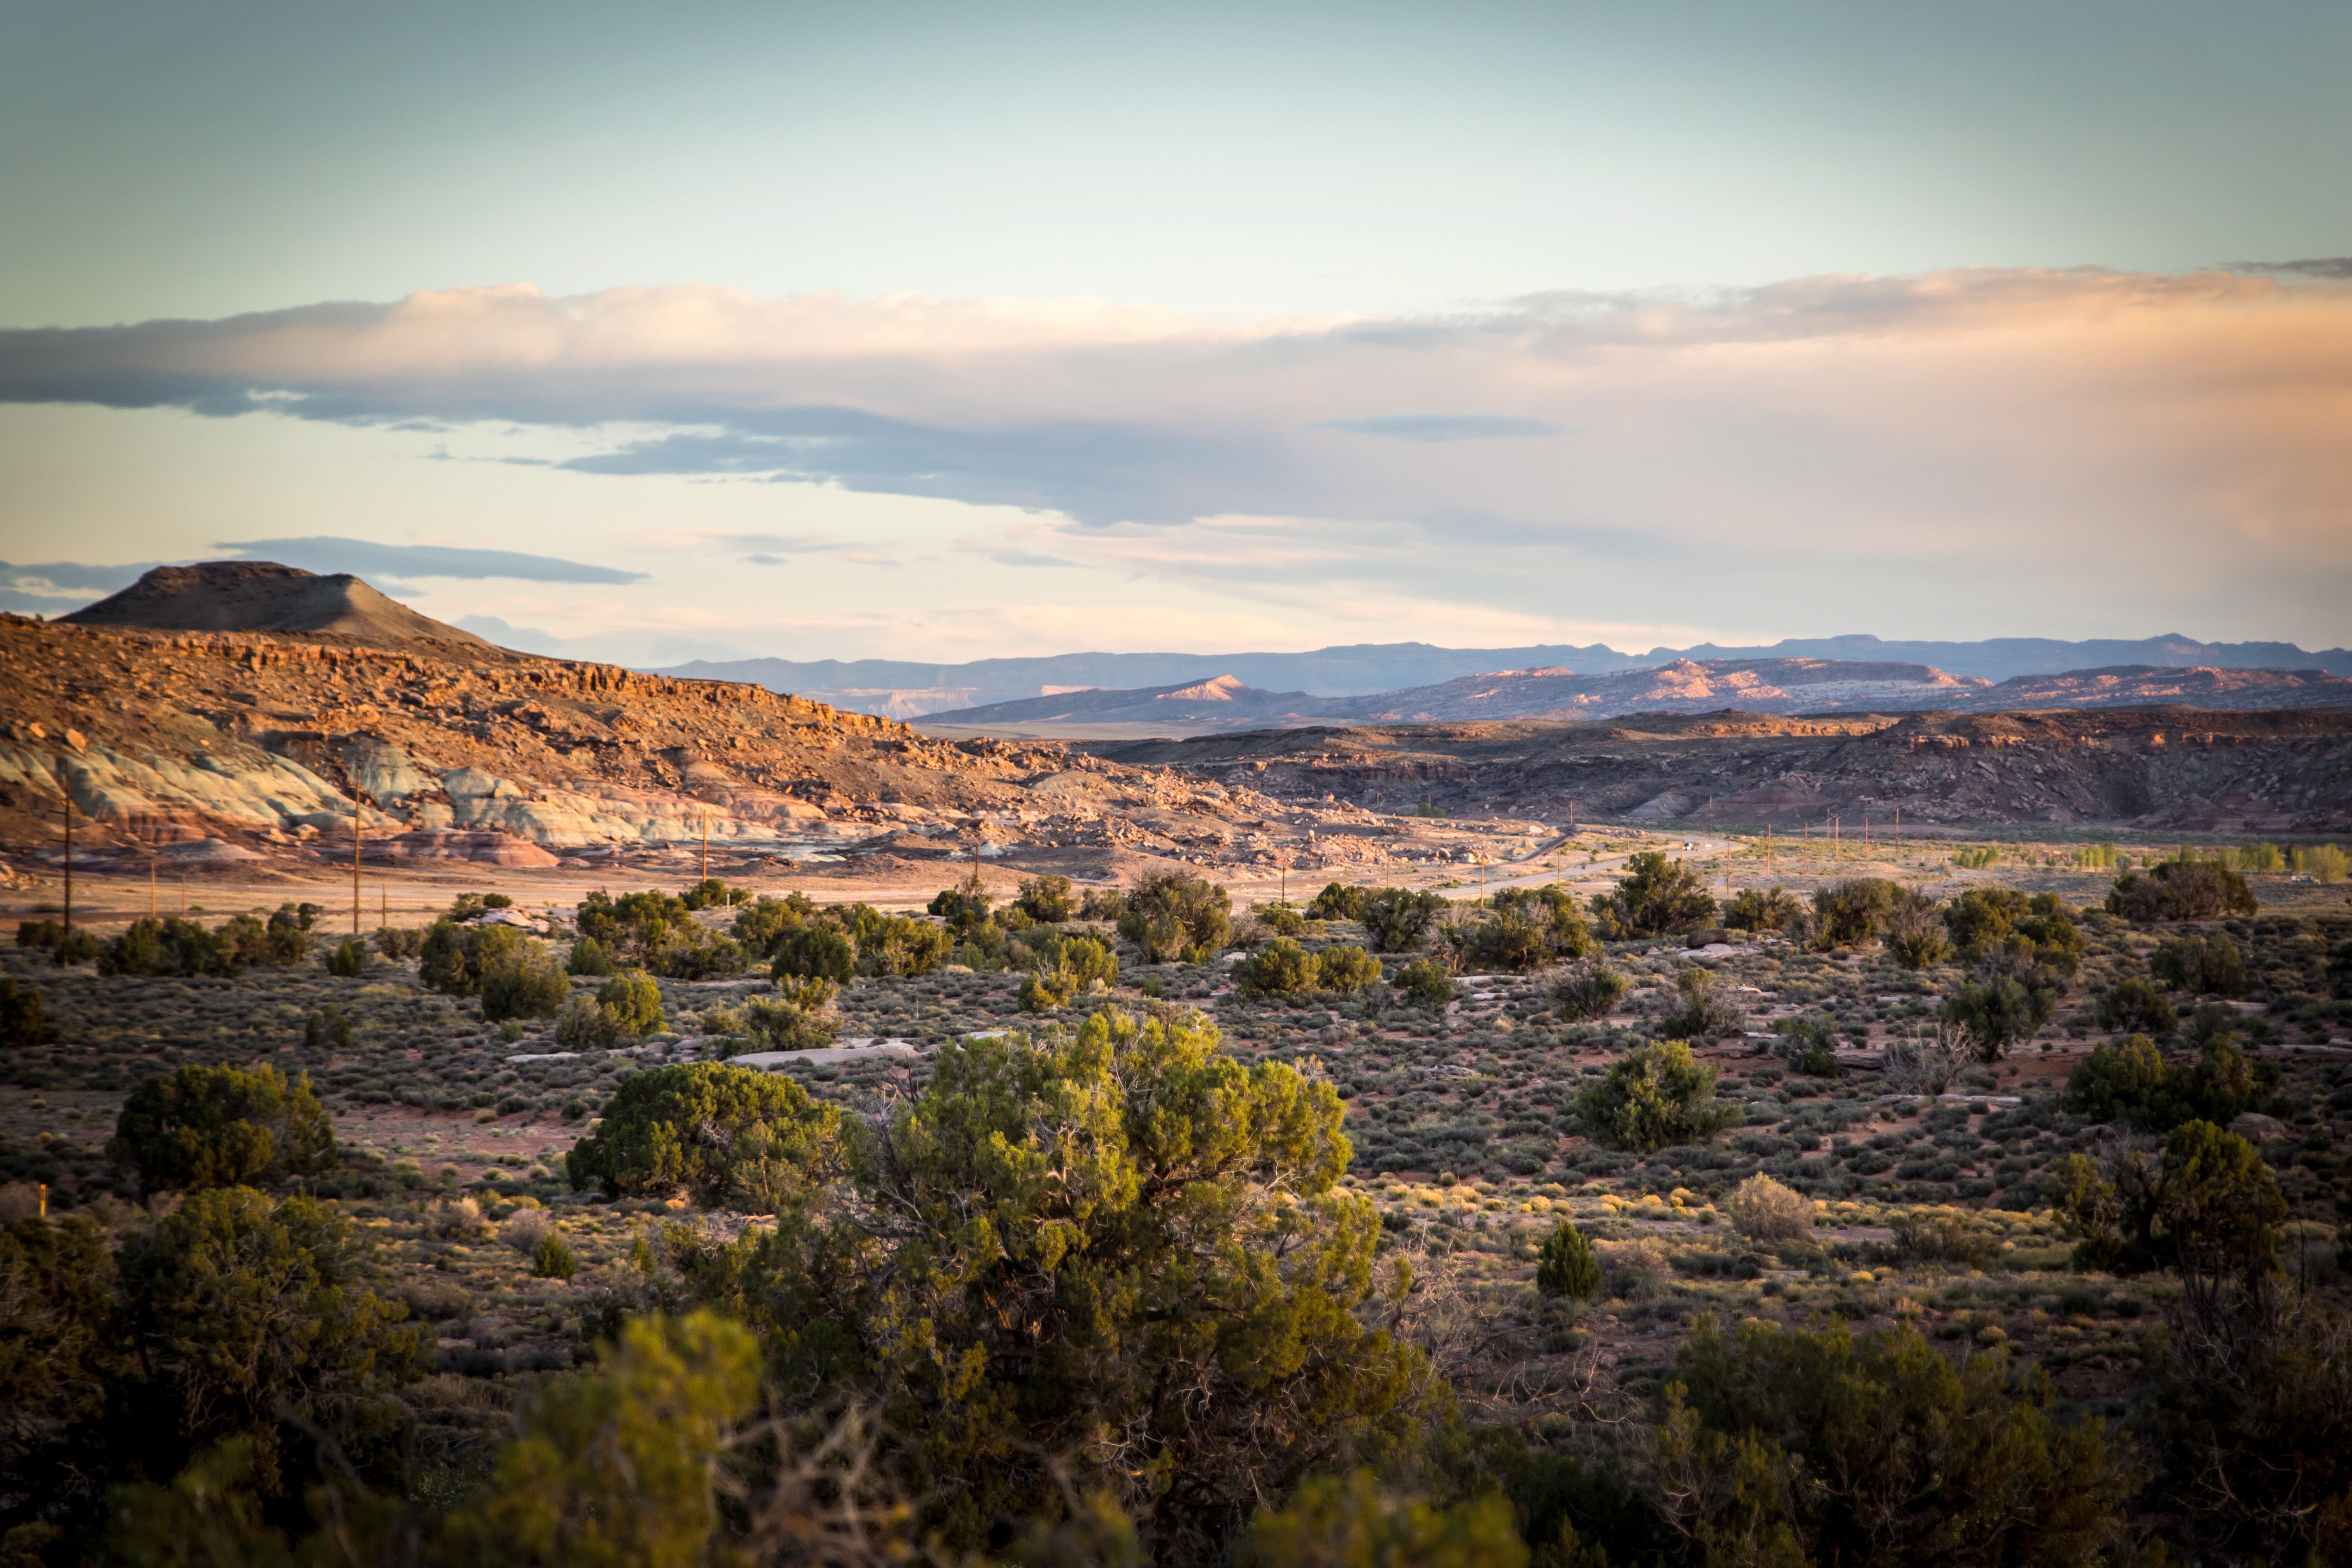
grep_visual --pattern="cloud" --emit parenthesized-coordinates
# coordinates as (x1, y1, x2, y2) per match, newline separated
(0, 559, 161, 601)
(2230, 257, 2352, 280)
(3, 268, 2349, 638)
(216, 536, 646, 584)
(1316, 414, 1564, 440)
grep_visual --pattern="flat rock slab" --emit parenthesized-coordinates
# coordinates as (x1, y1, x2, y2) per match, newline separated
(731, 1040, 919, 1069)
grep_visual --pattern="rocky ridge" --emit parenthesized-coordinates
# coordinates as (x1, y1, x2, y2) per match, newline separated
(1084, 707, 2352, 833)
(0, 612, 1308, 876)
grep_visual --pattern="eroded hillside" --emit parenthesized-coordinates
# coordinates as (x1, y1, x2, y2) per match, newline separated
(1088, 707, 2352, 833)
(0, 615, 1281, 871)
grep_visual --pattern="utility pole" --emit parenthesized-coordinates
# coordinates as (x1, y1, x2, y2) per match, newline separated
(149, 841, 157, 918)
(58, 761, 72, 940)
(352, 793, 365, 935)
(700, 810, 710, 883)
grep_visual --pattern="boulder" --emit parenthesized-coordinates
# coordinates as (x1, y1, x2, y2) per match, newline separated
(2228, 1111, 2289, 1143)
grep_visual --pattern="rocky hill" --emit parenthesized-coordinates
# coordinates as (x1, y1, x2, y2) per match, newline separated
(0, 571, 1305, 880)
(61, 561, 499, 651)
(1084, 706, 2352, 834)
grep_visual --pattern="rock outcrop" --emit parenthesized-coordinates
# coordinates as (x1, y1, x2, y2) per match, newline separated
(61, 561, 498, 651)
(0, 609, 1262, 869)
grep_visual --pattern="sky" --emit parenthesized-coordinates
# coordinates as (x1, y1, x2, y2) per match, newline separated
(1, 0, 2348, 665)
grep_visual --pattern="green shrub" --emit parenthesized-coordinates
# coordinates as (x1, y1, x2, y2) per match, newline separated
(1942, 887, 2029, 956)
(1464, 884, 1595, 971)
(1388, 958, 1455, 1008)
(849, 909, 953, 977)
(2093, 977, 2177, 1035)
(1591, 851, 1716, 939)
(1952, 845, 2000, 869)
(115, 1187, 420, 1467)
(1721, 886, 1805, 933)
(2108, 861, 2259, 922)
(929, 875, 995, 936)
(1237, 937, 1322, 999)
(567, 935, 616, 976)
(325, 935, 368, 977)
(1812, 878, 1901, 949)
(96, 917, 242, 978)
(1117, 872, 1232, 962)
(1316, 944, 1382, 992)
(1655, 1316, 2135, 1566)
(1357, 888, 1448, 954)
(750, 998, 838, 1051)
(553, 996, 619, 1050)
(1015, 874, 1076, 922)
(1772, 1013, 1844, 1077)
(449, 892, 514, 919)
(773, 923, 856, 982)
(1890, 1208, 2000, 1269)
(1574, 1041, 1737, 1153)
(1248, 1471, 1525, 1568)
(1658, 968, 1746, 1038)
(1943, 975, 2053, 1059)
(644, 928, 747, 981)
(1308, 882, 1369, 922)
(677, 1008, 1427, 1550)
(2065, 1035, 2170, 1124)
(481, 941, 570, 1022)
(109, 1063, 335, 1194)
(2056, 1119, 2286, 1280)
(731, 892, 816, 957)
(1536, 1219, 1603, 1299)
(1016, 932, 1121, 1011)
(1, 977, 49, 1048)
(1551, 962, 1629, 1021)
(596, 970, 665, 1039)
(373, 924, 425, 960)
(1256, 902, 1311, 937)
(680, 877, 752, 910)
(772, 974, 840, 1011)
(2150, 932, 2249, 997)
(530, 1230, 578, 1280)
(2067, 1035, 2280, 1132)
(566, 1063, 850, 1207)
(419, 919, 524, 998)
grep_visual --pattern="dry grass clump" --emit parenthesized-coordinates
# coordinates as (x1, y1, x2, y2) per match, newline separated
(501, 1207, 552, 1255)
(1599, 1239, 1670, 1298)
(425, 1195, 488, 1239)
(1726, 1174, 1813, 1244)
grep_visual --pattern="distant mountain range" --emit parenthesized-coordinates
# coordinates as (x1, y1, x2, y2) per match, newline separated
(906, 658, 2352, 738)
(656, 633, 2352, 719)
